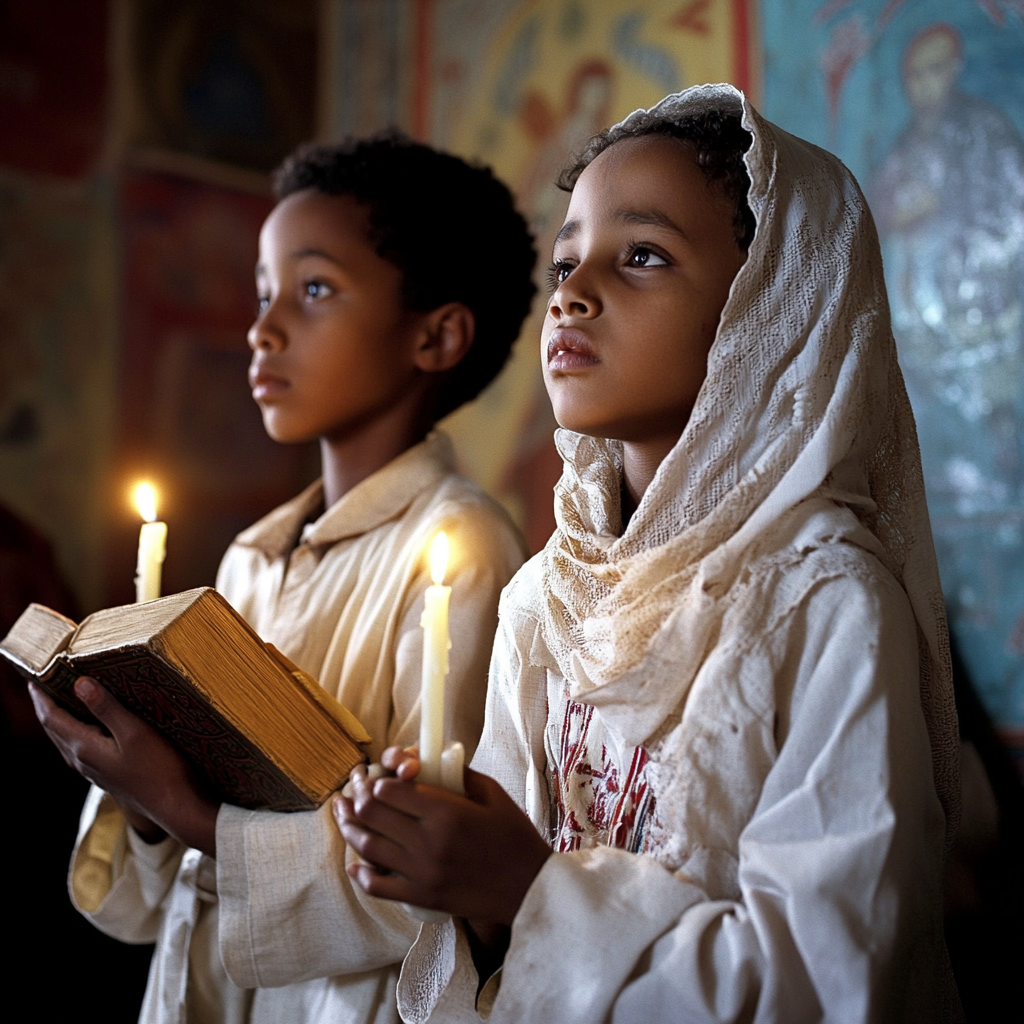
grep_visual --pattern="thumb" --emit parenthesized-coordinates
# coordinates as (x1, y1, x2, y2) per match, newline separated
(74, 677, 133, 737)
(461, 764, 501, 805)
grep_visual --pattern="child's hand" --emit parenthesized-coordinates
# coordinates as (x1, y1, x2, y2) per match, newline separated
(333, 746, 551, 928)
(343, 746, 421, 794)
(29, 678, 219, 856)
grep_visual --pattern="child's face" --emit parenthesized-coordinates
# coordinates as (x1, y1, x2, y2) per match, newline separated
(543, 136, 747, 447)
(248, 190, 426, 444)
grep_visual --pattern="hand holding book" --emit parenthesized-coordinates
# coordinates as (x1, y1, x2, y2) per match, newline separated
(3, 588, 371, 813)
(29, 676, 219, 855)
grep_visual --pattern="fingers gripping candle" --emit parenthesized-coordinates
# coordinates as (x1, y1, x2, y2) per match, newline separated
(133, 482, 167, 603)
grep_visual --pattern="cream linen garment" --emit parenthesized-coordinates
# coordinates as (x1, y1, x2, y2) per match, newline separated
(395, 85, 961, 1023)
(398, 507, 954, 1023)
(69, 433, 526, 1024)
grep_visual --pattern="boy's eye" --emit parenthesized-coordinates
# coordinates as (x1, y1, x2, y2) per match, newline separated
(627, 246, 668, 269)
(304, 280, 333, 301)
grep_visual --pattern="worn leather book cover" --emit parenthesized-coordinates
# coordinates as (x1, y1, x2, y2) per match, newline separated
(0, 587, 370, 811)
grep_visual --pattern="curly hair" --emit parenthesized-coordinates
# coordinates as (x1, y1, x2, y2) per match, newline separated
(274, 131, 537, 420)
(556, 107, 756, 251)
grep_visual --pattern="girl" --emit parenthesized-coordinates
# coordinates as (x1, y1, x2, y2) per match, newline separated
(337, 85, 961, 1023)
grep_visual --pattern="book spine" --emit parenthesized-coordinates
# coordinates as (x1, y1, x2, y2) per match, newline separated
(71, 649, 319, 812)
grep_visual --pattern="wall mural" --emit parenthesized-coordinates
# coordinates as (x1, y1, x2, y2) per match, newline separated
(328, 0, 755, 552)
(764, 0, 1024, 767)
(0, 0, 115, 612)
(0, 172, 118, 612)
(131, 0, 319, 172)
(0, 0, 108, 178)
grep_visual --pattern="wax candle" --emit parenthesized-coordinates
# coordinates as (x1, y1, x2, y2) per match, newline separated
(133, 482, 167, 603)
(407, 531, 463, 924)
(419, 532, 452, 788)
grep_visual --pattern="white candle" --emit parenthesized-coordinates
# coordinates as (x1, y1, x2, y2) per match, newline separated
(133, 482, 167, 603)
(350, 534, 465, 926)
(407, 531, 464, 924)
(419, 532, 451, 788)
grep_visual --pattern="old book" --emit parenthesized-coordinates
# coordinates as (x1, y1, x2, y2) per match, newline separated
(0, 587, 370, 811)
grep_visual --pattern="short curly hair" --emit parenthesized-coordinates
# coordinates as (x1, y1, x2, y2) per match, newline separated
(556, 107, 756, 250)
(274, 132, 537, 420)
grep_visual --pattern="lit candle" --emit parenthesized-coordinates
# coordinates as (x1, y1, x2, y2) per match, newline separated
(419, 532, 452, 788)
(133, 482, 167, 603)
(406, 531, 464, 924)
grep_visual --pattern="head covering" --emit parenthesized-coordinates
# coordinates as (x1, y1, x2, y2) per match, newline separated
(533, 84, 960, 846)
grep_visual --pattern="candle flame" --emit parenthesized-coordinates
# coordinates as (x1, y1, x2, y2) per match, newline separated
(133, 481, 159, 523)
(429, 532, 449, 585)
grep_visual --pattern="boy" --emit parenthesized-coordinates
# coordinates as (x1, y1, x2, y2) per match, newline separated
(31, 133, 535, 1024)
(337, 87, 961, 1022)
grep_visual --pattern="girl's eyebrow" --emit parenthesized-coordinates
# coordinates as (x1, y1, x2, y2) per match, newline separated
(616, 208, 689, 240)
(553, 220, 579, 247)
(552, 209, 689, 251)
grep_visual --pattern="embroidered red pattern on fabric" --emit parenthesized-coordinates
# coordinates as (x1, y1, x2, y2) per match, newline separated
(554, 698, 657, 854)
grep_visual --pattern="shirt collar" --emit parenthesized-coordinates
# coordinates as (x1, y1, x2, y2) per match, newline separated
(233, 432, 456, 560)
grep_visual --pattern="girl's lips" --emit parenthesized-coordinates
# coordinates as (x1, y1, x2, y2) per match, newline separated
(547, 328, 599, 372)
(249, 370, 289, 401)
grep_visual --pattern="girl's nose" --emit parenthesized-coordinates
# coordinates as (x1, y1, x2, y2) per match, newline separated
(548, 265, 601, 321)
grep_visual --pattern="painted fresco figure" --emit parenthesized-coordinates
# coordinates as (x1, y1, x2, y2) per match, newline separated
(871, 23, 1024, 741)
(517, 60, 615, 241)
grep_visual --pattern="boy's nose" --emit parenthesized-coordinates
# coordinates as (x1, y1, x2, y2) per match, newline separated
(247, 313, 286, 353)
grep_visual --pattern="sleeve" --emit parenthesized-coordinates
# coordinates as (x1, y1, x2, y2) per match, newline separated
(69, 784, 186, 944)
(216, 800, 421, 987)
(399, 574, 956, 1024)
(216, 507, 526, 990)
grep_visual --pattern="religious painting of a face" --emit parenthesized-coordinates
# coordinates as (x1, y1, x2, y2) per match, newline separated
(764, 0, 1024, 769)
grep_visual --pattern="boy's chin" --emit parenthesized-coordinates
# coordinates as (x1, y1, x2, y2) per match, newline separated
(260, 414, 315, 446)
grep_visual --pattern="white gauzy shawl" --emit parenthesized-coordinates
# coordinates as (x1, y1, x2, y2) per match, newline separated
(395, 84, 962, 1024)
(534, 83, 959, 847)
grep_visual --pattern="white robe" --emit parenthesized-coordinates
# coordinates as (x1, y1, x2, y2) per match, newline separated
(396, 502, 957, 1023)
(68, 434, 526, 1024)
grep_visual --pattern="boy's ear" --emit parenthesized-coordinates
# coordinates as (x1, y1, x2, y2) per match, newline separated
(414, 303, 475, 374)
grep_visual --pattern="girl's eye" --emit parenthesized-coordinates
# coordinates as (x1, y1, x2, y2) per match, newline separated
(256, 295, 270, 313)
(546, 260, 574, 291)
(304, 280, 333, 301)
(627, 247, 668, 269)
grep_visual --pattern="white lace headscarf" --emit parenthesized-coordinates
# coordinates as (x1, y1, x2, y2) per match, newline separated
(534, 84, 960, 846)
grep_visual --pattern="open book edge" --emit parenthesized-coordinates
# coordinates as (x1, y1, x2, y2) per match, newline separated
(0, 603, 78, 678)
(0, 590, 370, 811)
